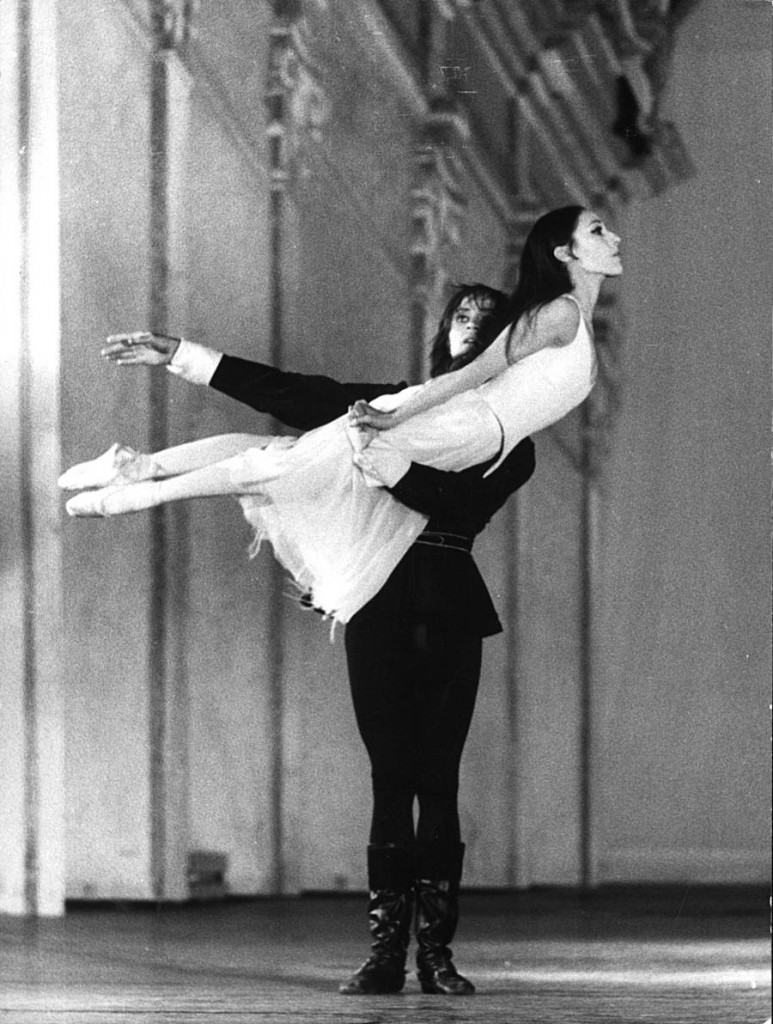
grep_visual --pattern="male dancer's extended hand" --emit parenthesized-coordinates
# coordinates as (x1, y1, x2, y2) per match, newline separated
(101, 331, 181, 365)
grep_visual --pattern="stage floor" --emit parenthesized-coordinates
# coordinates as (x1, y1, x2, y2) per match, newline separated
(0, 887, 769, 1024)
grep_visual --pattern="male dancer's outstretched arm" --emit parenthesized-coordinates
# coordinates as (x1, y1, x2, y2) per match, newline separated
(100, 332, 536, 529)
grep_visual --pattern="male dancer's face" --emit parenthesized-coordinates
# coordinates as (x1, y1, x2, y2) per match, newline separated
(447, 296, 497, 364)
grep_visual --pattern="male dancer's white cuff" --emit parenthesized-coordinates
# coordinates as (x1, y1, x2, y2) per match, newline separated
(166, 338, 223, 385)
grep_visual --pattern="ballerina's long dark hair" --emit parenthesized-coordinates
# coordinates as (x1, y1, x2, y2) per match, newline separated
(429, 282, 510, 378)
(505, 205, 585, 351)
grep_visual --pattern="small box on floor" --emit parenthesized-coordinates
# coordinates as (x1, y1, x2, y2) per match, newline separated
(187, 850, 228, 901)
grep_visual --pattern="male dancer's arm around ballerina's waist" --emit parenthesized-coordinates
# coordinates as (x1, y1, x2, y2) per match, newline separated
(386, 438, 535, 528)
(350, 296, 581, 432)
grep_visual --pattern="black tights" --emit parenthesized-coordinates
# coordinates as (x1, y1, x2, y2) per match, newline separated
(345, 613, 481, 859)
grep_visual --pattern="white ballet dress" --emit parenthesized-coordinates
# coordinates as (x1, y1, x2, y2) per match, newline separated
(230, 302, 596, 624)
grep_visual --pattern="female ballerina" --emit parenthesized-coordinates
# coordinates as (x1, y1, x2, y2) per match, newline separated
(62, 206, 621, 626)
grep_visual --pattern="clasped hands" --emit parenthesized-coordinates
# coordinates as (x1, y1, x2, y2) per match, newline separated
(347, 399, 398, 433)
(346, 399, 398, 455)
(346, 401, 404, 486)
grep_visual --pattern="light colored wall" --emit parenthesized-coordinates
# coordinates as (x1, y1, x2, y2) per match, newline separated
(514, 431, 586, 885)
(60, 2, 156, 900)
(0, 0, 66, 915)
(7, 0, 767, 908)
(594, 0, 771, 883)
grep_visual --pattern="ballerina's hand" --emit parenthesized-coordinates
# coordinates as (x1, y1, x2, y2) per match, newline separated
(347, 399, 398, 431)
(101, 331, 182, 366)
(345, 406, 376, 453)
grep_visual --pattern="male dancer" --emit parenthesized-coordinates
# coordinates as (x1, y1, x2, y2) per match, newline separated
(95, 287, 535, 995)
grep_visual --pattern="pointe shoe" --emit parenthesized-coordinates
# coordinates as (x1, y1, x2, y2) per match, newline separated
(58, 443, 156, 491)
(65, 486, 129, 518)
(65, 480, 160, 518)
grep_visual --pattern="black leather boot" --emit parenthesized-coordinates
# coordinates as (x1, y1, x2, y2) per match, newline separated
(414, 842, 475, 995)
(339, 844, 415, 995)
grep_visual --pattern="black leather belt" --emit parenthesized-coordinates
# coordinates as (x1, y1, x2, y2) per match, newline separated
(414, 530, 473, 553)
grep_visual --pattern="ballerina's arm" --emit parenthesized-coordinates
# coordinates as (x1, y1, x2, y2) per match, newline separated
(350, 325, 512, 430)
(351, 296, 580, 431)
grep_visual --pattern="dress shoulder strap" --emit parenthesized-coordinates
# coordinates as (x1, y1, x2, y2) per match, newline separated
(560, 292, 591, 336)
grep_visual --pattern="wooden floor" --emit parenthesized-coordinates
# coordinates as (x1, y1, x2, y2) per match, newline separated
(0, 887, 769, 1024)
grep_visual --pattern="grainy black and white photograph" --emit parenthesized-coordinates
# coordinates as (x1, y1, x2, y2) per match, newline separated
(0, 1, 770, 1022)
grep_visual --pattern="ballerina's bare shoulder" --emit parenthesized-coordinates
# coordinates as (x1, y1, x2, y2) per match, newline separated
(480, 296, 597, 425)
(507, 294, 588, 362)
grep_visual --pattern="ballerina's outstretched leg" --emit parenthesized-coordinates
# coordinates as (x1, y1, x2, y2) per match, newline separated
(58, 443, 159, 491)
(59, 434, 266, 490)
(64, 439, 287, 518)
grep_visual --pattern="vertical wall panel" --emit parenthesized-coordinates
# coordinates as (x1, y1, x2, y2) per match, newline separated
(181, 5, 278, 895)
(0, 0, 65, 916)
(60, 3, 155, 900)
(0, 0, 29, 917)
(594, 0, 770, 883)
(149, 43, 194, 903)
(513, 430, 585, 886)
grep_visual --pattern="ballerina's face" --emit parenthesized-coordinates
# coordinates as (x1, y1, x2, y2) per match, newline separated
(568, 211, 623, 277)
(447, 295, 498, 360)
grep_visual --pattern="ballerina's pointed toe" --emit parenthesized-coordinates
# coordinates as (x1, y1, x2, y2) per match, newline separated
(65, 487, 121, 518)
(58, 443, 143, 491)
